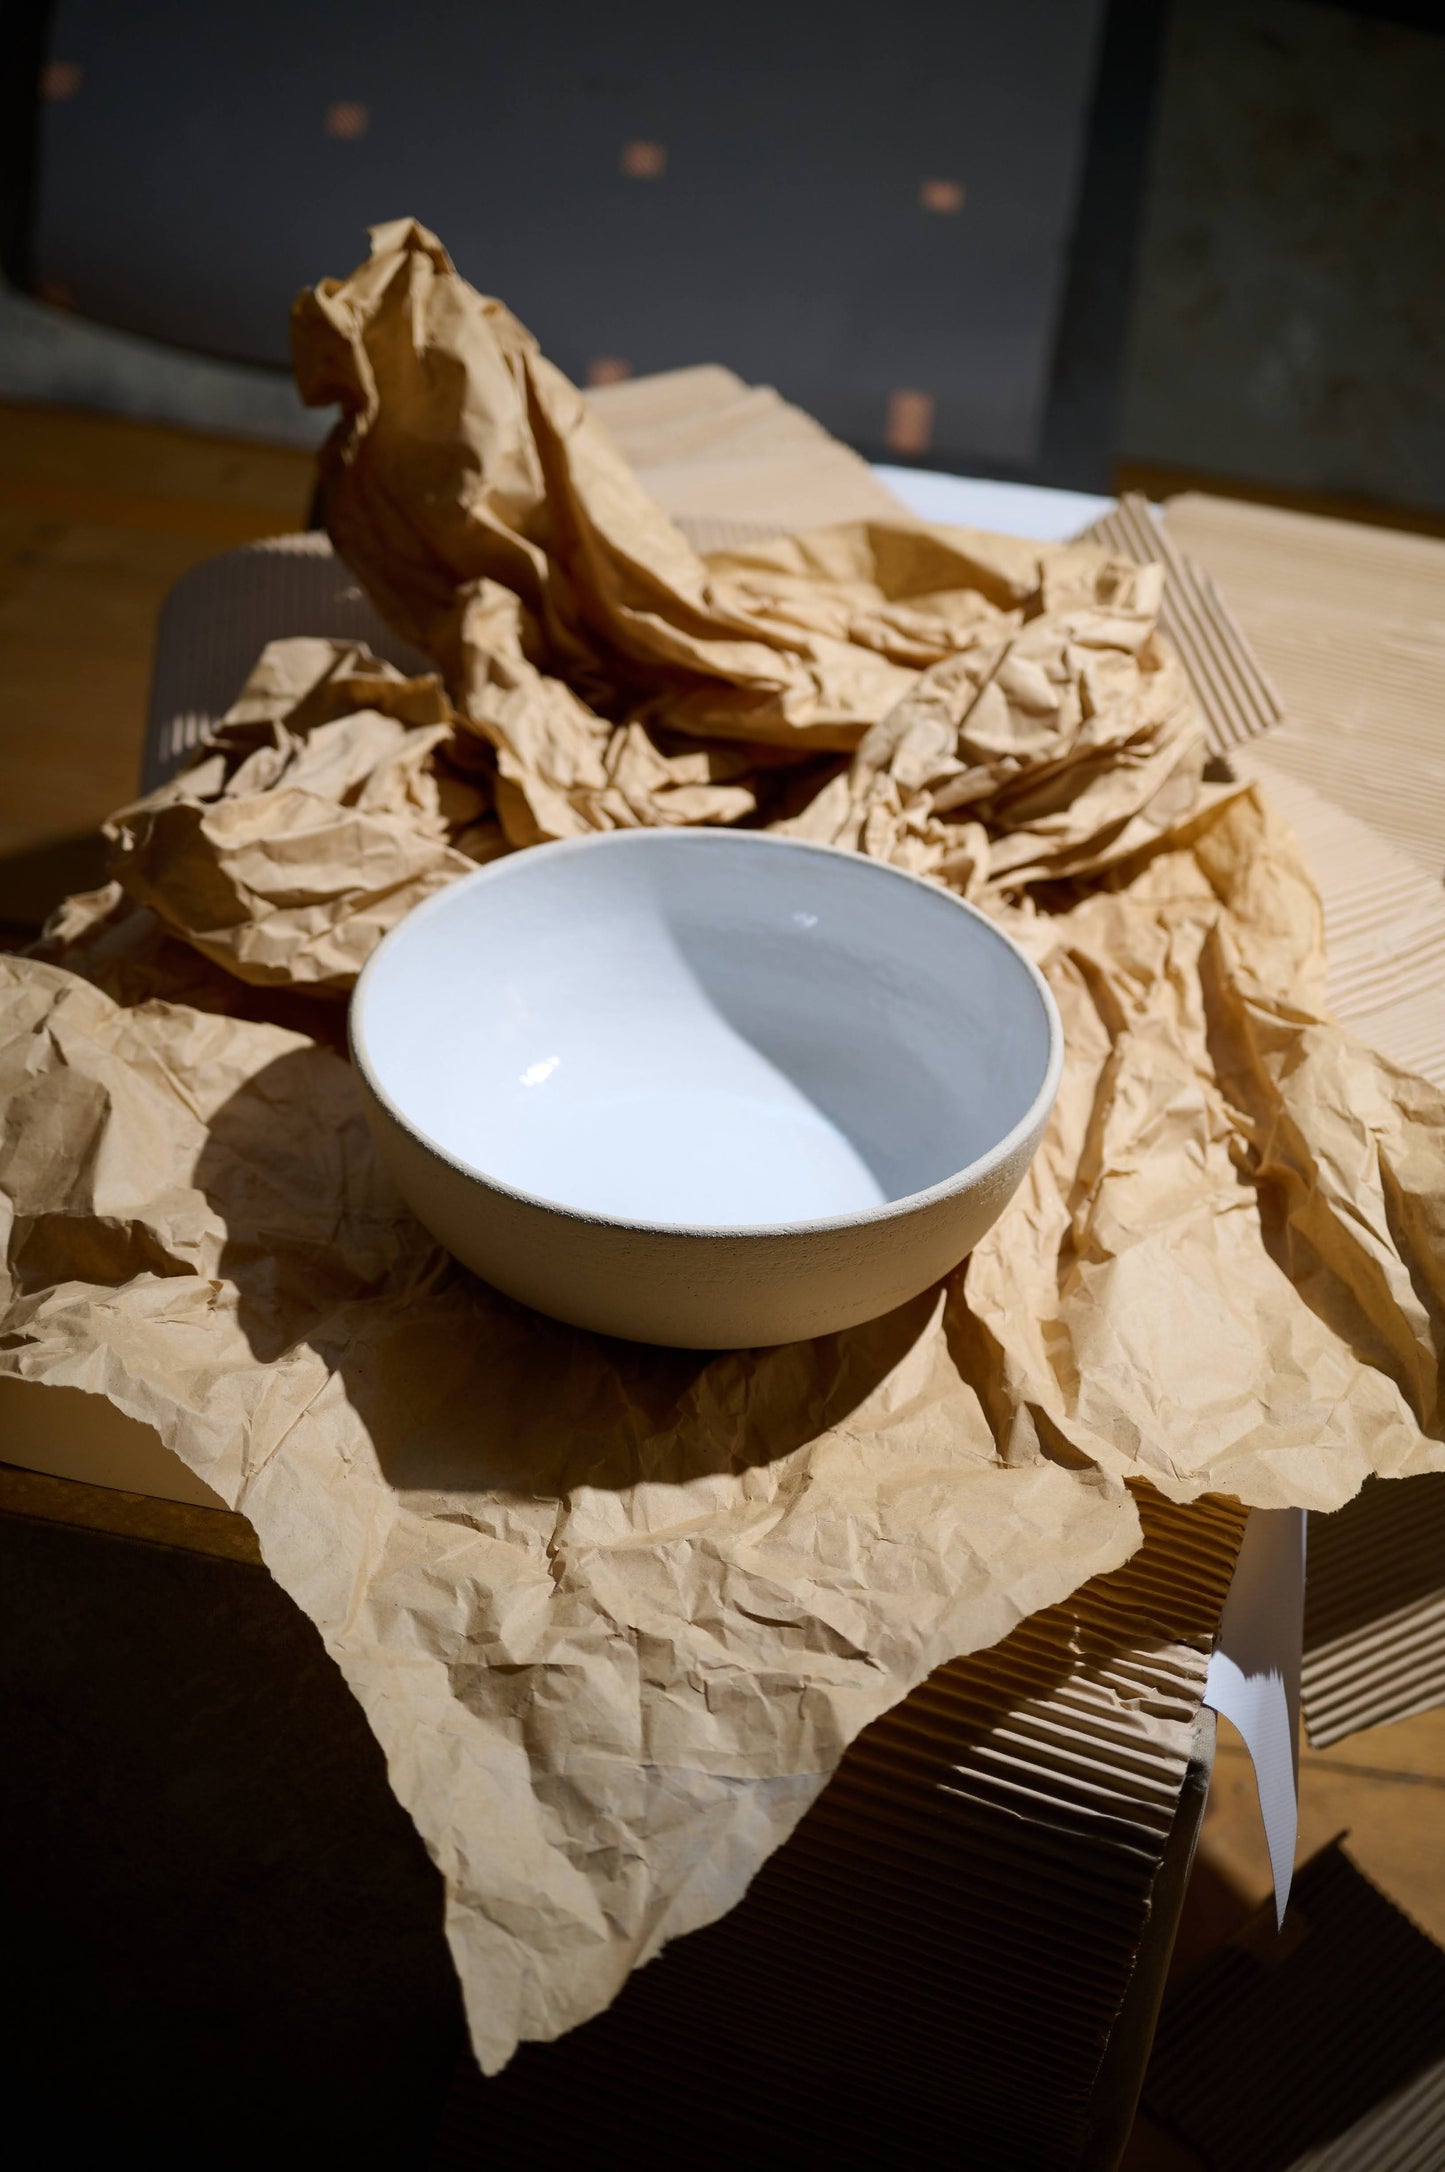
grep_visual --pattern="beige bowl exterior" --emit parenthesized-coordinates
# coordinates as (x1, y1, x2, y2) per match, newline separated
(355, 1067, 1051, 1349)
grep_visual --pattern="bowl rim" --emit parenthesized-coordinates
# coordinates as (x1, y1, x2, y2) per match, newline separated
(349, 828, 1065, 1241)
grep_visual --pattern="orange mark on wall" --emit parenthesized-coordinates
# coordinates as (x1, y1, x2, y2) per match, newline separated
(325, 102, 369, 140)
(884, 390, 935, 456)
(621, 141, 666, 178)
(920, 178, 965, 214)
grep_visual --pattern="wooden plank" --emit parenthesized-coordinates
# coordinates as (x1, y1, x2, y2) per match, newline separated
(0, 401, 314, 522)
(0, 404, 312, 920)
(0, 1461, 261, 1567)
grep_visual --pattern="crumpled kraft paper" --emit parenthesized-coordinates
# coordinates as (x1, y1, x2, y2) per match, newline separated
(963, 792, 1445, 1507)
(2, 227, 1443, 2074)
(99, 635, 505, 994)
(291, 221, 1207, 870)
(0, 954, 1141, 2064)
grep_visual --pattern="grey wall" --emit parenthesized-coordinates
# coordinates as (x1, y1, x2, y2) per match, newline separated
(1121, 0, 1445, 508)
(6, 0, 1443, 513)
(27, 0, 1106, 471)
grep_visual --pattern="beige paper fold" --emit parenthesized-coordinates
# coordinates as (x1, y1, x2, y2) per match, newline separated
(0, 952, 1140, 2064)
(290, 220, 1208, 870)
(2, 227, 1442, 2074)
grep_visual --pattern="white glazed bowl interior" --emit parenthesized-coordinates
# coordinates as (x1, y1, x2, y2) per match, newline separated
(353, 831, 1059, 1237)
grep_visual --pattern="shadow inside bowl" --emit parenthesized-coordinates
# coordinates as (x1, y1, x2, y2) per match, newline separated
(353, 831, 1054, 1236)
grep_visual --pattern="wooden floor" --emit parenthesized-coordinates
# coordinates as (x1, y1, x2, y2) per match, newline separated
(3, 399, 1443, 2160)
(0, 400, 312, 927)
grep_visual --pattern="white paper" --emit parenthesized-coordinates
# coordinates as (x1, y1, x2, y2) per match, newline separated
(870, 465, 1115, 542)
(1204, 1507, 1308, 1924)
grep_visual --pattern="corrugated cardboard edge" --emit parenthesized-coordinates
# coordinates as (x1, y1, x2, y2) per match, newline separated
(1162, 491, 1445, 884)
(1299, 1472, 1445, 1750)
(143, 530, 434, 792)
(430, 1488, 1246, 2167)
(1142, 1840, 1445, 2172)
(1287, 2055, 1445, 2172)
(1084, 493, 1285, 753)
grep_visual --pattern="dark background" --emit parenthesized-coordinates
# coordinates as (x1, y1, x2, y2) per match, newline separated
(3, 4, 1445, 2162)
(3, 0, 1443, 508)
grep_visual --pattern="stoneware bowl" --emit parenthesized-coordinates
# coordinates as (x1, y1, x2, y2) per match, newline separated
(350, 830, 1063, 1348)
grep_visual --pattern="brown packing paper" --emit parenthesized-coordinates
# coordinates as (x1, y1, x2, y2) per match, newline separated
(123, 503, 1434, 1781)
(290, 219, 1207, 868)
(86, 513, 1271, 2148)
(430, 1488, 1248, 2168)
(1255, 769, 1445, 1749)
(586, 362, 908, 532)
(1151, 500, 1445, 1755)
(1163, 492, 1445, 883)
(3, 226, 1444, 2072)
(964, 788, 1445, 1507)
(1223, 753, 1445, 1095)
(0, 954, 1143, 2066)
(104, 636, 504, 993)
(293, 222, 919, 755)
